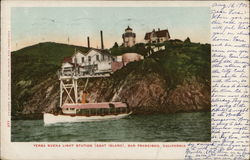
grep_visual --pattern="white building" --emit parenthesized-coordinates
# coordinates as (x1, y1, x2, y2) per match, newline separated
(122, 26, 136, 47)
(61, 62, 73, 76)
(72, 49, 115, 73)
(61, 48, 124, 76)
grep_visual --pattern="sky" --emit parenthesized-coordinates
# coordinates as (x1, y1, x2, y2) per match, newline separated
(11, 7, 210, 51)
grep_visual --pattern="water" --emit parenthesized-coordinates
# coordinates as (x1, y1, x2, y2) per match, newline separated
(12, 112, 211, 142)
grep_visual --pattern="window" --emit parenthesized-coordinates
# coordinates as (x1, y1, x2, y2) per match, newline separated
(88, 56, 91, 62)
(90, 109, 96, 115)
(104, 108, 109, 114)
(80, 109, 89, 115)
(121, 108, 126, 113)
(96, 55, 99, 61)
(102, 55, 105, 60)
(82, 57, 84, 63)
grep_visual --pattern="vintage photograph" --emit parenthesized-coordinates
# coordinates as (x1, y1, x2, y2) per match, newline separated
(11, 7, 211, 142)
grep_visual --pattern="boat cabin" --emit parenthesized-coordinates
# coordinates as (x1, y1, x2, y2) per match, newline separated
(62, 102, 130, 116)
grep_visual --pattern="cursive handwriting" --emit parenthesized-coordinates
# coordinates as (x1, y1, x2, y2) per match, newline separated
(185, 2, 249, 159)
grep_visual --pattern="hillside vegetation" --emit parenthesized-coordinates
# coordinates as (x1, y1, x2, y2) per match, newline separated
(11, 40, 211, 119)
(149, 39, 211, 88)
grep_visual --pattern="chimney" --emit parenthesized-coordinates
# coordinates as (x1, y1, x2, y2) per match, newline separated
(100, 30, 104, 49)
(158, 28, 160, 31)
(87, 36, 90, 48)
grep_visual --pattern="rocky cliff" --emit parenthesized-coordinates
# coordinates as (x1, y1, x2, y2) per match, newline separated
(15, 61, 210, 119)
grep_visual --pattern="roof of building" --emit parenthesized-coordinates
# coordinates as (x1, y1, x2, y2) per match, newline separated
(125, 26, 132, 31)
(72, 48, 114, 58)
(144, 29, 170, 40)
(88, 48, 114, 57)
(62, 57, 72, 63)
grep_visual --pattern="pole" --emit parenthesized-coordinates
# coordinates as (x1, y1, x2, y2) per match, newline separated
(74, 78, 78, 103)
(59, 80, 63, 107)
(87, 36, 90, 48)
(100, 30, 104, 49)
(84, 78, 89, 91)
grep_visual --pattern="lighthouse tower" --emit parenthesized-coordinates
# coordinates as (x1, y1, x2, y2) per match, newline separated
(122, 26, 136, 47)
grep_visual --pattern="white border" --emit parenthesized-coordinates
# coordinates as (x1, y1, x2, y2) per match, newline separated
(2, 1, 249, 160)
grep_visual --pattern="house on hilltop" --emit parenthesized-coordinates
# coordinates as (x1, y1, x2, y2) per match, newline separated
(144, 28, 170, 52)
(144, 28, 170, 44)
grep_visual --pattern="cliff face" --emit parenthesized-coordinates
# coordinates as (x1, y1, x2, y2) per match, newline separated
(80, 71, 210, 114)
(20, 75, 59, 114)
(17, 67, 210, 118)
(87, 72, 169, 113)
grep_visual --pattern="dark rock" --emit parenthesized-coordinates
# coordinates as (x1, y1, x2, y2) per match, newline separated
(12, 67, 211, 120)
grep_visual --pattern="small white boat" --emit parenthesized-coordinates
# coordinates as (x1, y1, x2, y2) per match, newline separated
(44, 112, 132, 125)
(44, 102, 132, 125)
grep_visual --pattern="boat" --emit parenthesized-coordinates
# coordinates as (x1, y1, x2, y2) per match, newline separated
(44, 102, 132, 125)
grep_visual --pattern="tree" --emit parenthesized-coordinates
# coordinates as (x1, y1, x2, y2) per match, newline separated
(184, 37, 191, 43)
(110, 42, 120, 55)
(112, 42, 119, 48)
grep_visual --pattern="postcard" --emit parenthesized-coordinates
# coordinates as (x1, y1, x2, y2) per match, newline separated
(1, 0, 249, 159)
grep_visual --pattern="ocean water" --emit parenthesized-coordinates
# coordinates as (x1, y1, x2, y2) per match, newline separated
(11, 112, 211, 142)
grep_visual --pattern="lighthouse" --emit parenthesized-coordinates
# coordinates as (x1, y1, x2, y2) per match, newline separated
(122, 26, 136, 47)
